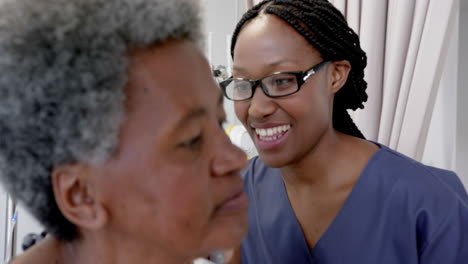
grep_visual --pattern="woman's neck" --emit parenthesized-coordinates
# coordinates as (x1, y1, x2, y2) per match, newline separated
(280, 131, 377, 193)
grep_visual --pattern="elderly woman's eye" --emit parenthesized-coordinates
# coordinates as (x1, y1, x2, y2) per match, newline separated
(181, 135, 203, 149)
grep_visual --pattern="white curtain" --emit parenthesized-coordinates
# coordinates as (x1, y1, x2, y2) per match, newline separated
(422, 15, 458, 171)
(331, 0, 459, 168)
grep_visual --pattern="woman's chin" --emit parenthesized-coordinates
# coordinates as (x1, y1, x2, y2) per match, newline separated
(258, 152, 292, 168)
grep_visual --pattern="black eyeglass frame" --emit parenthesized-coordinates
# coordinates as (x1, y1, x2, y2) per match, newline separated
(220, 60, 331, 101)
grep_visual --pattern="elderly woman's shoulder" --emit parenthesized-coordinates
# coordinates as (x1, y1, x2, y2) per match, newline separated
(10, 237, 61, 264)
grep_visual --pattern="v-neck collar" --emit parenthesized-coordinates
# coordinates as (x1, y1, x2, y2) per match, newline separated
(259, 144, 385, 263)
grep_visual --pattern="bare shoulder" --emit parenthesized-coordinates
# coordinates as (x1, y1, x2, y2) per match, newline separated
(10, 236, 61, 264)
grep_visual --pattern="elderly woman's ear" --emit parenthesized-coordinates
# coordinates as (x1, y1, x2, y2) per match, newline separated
(51, 164, 109, 231)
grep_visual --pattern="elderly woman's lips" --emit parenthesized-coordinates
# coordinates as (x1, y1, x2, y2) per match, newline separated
(217, 191, 249, 212)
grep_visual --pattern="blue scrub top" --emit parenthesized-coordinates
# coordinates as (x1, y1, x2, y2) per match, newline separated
(241, 144, 468, 263)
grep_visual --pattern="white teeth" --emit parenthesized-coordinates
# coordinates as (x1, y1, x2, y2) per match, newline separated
(254, 125, 291, 140)
(267, 128, 273, 136)
(262, 135, 278, 141)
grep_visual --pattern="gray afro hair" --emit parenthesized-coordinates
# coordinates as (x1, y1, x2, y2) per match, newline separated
(0, 0, 202, 240)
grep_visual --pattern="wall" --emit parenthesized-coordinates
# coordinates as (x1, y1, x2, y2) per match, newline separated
(202, 0, 246, 67)
(457, 0, 468, 187)
(202, 0, 247, 127)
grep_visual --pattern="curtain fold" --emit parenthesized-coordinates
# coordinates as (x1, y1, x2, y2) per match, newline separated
(340, 0, 458, 164)
(394, 0, 457, 160)
(378, 0, 415, 146)
(422, 20, 458, 170)
(346, 0, 361, 34)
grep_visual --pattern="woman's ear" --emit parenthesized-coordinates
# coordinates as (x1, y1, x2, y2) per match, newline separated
(51, 163, 108, 231)
(329, 60, 351, 94)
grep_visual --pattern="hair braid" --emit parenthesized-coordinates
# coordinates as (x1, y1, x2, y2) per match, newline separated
(333, 106, 365, 139)
(231, 0, 367, 139)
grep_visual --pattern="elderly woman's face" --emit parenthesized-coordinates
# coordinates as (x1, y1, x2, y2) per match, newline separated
(91, 40, 248, 258)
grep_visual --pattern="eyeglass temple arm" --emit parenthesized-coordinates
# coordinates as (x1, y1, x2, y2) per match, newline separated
(303, 60, 330, 80)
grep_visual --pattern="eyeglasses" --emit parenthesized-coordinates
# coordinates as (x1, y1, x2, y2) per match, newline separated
(220, 61, 330, 101)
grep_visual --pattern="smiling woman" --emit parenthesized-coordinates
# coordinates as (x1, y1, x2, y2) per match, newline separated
(224, 0, 468, 263)
(0, 0, 248, 264)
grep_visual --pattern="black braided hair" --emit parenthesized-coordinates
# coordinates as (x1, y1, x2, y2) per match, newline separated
(231, 0, 367, 139)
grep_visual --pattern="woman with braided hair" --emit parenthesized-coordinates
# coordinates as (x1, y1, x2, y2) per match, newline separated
(220, 0, 468, 263)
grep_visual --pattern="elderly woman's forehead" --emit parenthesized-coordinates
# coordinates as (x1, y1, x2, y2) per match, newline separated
(127, 40, 203, 89)
(124, 40, 215, 111)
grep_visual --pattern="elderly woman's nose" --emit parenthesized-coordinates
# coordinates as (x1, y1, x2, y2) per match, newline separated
(211, 135, 247, 177)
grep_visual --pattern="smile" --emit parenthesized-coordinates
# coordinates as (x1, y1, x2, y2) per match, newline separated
(255, 125, 291, 141)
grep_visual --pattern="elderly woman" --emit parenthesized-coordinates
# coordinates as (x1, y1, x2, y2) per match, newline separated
(0, 0, 248, 263)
